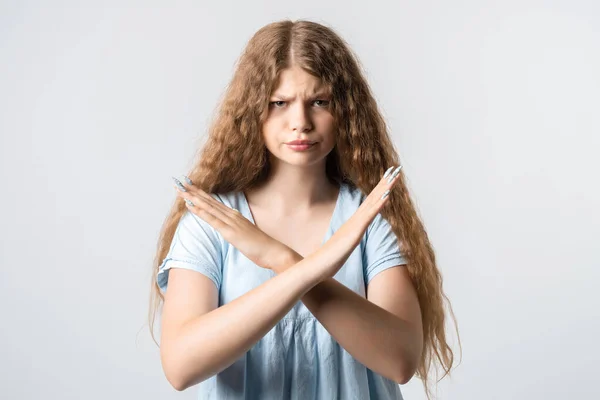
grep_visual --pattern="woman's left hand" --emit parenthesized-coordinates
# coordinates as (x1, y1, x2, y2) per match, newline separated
(172, 177, 288, 271)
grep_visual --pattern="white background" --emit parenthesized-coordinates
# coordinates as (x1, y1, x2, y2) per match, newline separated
(1, 1, 598, 399)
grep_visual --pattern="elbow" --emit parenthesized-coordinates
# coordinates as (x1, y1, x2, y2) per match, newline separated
(167, 375, 187, 392)
(161, 346, 194, 392)
(395, 367, 415, 385)
(391, 347, 420, 385)
(392, 361, 417, 385)
(394, 332, 423, 385)
(161, 344, 215, 391)
(162, 355, 187, 391)
(166, 365, 191, 392)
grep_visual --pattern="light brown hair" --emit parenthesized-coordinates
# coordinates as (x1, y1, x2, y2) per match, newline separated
(148, 19, 461, 399)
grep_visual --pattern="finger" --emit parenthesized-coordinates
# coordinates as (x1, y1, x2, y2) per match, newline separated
(361, 165, 403, 211)
(184, 198, 229, 231)
(171, 177, 246, 228)
(382, 166, 394, 180)
(182, 175, 193, 185)
(172, 176, 223, 213)
(175, 184, 240, 226)
(173, 175, 201, 195)
(178, 190, 232, 231)
(175, 175, 194, 190)
(381, 165, 402, 200)
(386, 165, 403, 184)
(179, 182, 244, 224)
(172, 176, 188, 192)
(172, 176, 218, 204)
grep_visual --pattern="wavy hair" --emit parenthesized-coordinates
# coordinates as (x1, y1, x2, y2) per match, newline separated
(148, 19, 461, 400)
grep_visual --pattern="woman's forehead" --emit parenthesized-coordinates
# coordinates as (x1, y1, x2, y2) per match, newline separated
(271, 68, 331, 97)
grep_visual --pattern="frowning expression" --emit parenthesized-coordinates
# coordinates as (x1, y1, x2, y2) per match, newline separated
(261, 65, 336, 167)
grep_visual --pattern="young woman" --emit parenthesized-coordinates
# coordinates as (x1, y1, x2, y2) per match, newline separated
(149, 20, 460, 400)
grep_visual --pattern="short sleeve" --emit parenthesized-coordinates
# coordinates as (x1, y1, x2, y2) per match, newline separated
(157, 207, 223, 294)
(362, 212, 407, 284)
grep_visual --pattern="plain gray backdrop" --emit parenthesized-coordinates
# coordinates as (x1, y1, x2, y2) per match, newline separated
(1, 1, 598, 399)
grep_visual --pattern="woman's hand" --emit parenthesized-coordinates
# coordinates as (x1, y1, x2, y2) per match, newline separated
(172, 177, 288, 270)
(314, 165, 403, 279)
(170, 163, 402, 278)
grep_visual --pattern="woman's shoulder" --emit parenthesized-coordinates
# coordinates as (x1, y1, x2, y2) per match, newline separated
(210, 190, 245, 212)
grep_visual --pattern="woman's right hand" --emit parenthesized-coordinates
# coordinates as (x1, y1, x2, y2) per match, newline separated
(314, 165, 403, 280)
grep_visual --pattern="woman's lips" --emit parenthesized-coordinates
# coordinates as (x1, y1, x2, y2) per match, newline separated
(286, 142, 316, 151)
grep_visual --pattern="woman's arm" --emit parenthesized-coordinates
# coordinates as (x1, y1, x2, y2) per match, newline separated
(160, 218, 363, 391)
(269, 249, 423, 385)
(162, 170, 402, 390)
(162, 251, 322, 391)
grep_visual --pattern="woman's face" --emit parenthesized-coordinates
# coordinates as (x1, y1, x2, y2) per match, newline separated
(261, 65, 336, 168)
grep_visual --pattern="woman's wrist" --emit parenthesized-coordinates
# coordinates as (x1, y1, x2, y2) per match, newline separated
(277, 247, 308, 274)
(270, 246, 330, 281)
(264, 244, 296, 273)
(272, 248, 302, 274)
(268, 224, 362, 278)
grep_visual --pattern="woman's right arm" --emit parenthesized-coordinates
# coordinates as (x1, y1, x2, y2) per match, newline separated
(160, 227, 358, 391)
(160, 172, 397, 391)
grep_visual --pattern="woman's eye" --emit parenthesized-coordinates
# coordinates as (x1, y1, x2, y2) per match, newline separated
(269, 100, 330, 108)
(314, 100, 330, 107)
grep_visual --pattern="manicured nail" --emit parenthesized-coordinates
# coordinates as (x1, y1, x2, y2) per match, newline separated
(183, 176, 193, 185)
(185, 199, 194, 207)
(381, 189, 390, 200)
(387, 165, 403, 183)
(392, 165, 403, 176)
(383, 166, 394, 179)
(172, 177, 186, 192)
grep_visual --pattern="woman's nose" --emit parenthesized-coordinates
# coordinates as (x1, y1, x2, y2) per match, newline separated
(289, 103, 313, 132)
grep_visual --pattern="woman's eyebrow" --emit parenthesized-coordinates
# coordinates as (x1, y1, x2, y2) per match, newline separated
(271, 92, 331, 100)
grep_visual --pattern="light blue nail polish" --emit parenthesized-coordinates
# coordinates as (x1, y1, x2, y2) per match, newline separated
(383, 166, 394, 179)
(185, 199, 194, 206)
(392, 165, 403, 176)
(172, 177, 187, 192)
(387, 165, 403, 183)
(183, 176, 193, 185)
(381, 189, 390, 200)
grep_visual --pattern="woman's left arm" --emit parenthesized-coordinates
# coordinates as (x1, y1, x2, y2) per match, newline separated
(272, 249, 423, 385)
(173, 176, 422, 384)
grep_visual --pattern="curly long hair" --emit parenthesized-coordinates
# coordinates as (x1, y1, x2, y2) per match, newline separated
(148, 19, 461, 400)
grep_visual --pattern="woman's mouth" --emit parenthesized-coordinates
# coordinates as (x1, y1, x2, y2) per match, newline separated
(286, 142, 316, 151)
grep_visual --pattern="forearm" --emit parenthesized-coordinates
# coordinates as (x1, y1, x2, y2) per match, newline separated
(167, 250, 333, 391)
(274, 250, 418, 384)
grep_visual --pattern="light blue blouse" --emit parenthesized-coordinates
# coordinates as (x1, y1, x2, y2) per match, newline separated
(157, 182, 408, 399)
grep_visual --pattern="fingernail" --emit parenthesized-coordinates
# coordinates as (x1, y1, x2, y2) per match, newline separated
(172, 177, 187, 192)
(185, 199, 194, 206)
(387, 165, 403, 183)
(381, 189, 390, 200)
(183, 175, 193, 185)
(383, 166, 394, 179)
